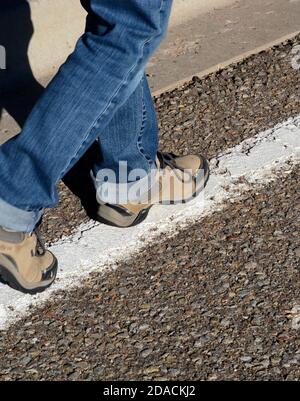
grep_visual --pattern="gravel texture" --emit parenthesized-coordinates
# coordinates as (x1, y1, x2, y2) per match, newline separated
(1, 35, 299, 381)
(40, 34, 300, 244)
(156, 38, 300, 159)
(0, 164, 299, 381)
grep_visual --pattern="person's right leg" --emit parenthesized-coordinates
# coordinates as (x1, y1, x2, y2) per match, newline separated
(93, 74, 210, 228)
(92, 74, 159, 208)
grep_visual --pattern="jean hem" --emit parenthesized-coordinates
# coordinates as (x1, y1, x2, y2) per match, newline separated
(0, 197, 43, 233)
(93, 165, 159, 205)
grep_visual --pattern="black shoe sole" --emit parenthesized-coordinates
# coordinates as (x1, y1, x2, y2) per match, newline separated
(96, 205, 153, 228)
(0, 259, 58, 295)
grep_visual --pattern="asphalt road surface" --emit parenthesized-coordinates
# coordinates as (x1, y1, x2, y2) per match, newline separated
(0, 35, 299, 381)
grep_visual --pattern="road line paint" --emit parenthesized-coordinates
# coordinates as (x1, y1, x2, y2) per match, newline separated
(0, 116, 300, 330)
(291, 306, 300, 330)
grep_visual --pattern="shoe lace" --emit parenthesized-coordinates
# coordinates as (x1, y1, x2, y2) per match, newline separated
(157, 151, 196, 186)
(32, 228, 46, 256)
(157, 151, 183, 171)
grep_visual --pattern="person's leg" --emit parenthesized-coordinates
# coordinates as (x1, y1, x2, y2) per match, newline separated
(93, 66, 210, 229)
(0, 0, 173, 233)
(93, 74, 159, 206)
(0, 0, 172, 293)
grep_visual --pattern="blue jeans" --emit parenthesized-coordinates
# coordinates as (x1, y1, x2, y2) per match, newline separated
(0, 0, 172, 232)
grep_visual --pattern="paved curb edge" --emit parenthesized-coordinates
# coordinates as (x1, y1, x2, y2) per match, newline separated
(153, 30, 300, 97)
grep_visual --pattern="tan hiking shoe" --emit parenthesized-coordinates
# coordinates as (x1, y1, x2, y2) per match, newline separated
(97, 151, 210, 228)
(0, 227, 57, 294)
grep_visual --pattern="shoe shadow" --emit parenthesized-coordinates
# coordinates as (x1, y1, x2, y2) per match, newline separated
(62, 142, 101, 220)
(0, 0, 98, 220)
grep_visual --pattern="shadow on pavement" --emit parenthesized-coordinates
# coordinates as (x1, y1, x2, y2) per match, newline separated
(62, 142, 100, 220)
(0, 0, 44, 128)
(0, 0, 99, 220)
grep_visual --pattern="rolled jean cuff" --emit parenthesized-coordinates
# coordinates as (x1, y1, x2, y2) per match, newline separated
(93, 167, 160, 205)
(0, 196, 43, 233)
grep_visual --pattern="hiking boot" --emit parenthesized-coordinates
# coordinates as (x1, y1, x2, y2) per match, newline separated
(0, 226, 58, 294)
(97, 151, 210, 228)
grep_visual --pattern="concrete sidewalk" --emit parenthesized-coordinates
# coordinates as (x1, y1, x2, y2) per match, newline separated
(1, 0, 300, 143)
(1, 0, 235, 91)
(2, 0, 300, 90)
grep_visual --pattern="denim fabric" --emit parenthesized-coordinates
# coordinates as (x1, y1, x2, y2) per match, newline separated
(0, 0, 172, 232)
(93, 75, 160, 205)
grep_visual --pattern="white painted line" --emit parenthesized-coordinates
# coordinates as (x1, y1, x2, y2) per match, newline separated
(0, 116, 300, 330)
(286, 305, 300, 330)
